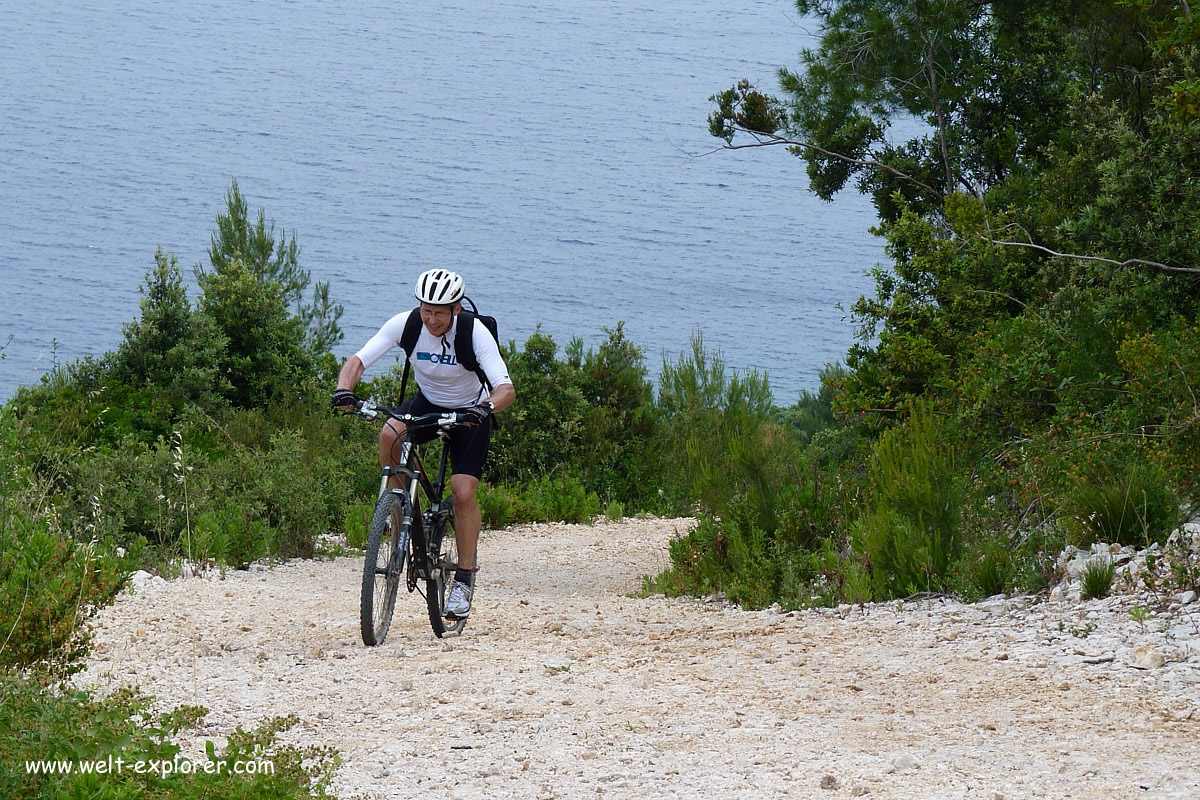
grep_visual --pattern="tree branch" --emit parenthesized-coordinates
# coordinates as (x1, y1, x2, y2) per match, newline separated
(716, 127, 940, 196)
(978, 236, 1200, 274)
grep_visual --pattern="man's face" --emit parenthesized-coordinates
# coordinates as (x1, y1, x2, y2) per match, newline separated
(420, 302, 458, 337)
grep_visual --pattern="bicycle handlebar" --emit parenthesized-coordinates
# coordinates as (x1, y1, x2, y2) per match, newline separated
(348, 399, 465, 430)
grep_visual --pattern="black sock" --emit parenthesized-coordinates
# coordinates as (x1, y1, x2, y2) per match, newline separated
(454, 568, 474, 587)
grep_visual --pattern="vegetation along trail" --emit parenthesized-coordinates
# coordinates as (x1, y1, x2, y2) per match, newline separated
(81, 518, 1200, 800)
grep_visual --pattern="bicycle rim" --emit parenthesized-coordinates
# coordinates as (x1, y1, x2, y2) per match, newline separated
(426, 517, 465, 638)
(360, 493, 408, 646)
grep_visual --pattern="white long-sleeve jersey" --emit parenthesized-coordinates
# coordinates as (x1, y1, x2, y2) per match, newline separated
(354, 311, 512, 408)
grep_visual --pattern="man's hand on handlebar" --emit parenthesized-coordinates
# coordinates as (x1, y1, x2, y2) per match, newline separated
(462, 401, 494, 426)
(331, 388, 359, 409)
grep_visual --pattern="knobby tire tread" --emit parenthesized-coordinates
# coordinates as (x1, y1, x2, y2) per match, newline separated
(425, 513, 465, 638)
(360, 492, 405, 646)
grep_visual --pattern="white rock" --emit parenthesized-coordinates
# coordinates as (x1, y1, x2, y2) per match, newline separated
(129, 570, 154, 590)
(1179, 591, 1197, 605)
(1129, 645, 1166, 669)
(891, 753, 921, 772)
(977, 601, 1007, 617)
(1065, 554, 1095, 579)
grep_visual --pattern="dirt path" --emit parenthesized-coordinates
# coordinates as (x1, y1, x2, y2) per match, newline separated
(82, 518, 1200, 799)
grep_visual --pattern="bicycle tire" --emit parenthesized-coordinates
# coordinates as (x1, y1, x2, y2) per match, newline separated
(425, 512, 465, 638)
(360, 492, 409, 646)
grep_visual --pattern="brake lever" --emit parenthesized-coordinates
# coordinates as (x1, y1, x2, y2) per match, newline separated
(358, 400, 379, 420)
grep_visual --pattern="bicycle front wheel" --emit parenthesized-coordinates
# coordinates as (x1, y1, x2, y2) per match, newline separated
(425, 514, 465, 638)
(360, 492, 410, 646)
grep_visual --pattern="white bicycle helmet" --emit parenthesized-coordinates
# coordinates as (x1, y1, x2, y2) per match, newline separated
(414, 268, 466, 306)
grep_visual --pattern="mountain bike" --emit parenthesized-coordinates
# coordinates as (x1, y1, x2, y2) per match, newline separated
(349, 400, 470, 643)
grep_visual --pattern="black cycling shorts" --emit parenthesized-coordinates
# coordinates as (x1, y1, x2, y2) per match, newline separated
(396, 393, 492, 479)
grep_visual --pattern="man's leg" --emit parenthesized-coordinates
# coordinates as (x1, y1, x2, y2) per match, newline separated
(450, 472, 480, 571)
(443, 415, 489, 619)
(379, 419, 407, 489)
(443, 472, 480, 619)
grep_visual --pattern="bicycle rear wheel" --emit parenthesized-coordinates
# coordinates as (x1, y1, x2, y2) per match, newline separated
(425, 513, 465, 638)
(360, 492, 410, 646)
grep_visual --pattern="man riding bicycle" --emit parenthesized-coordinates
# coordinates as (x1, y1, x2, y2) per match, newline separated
(332, 268, 515, 620)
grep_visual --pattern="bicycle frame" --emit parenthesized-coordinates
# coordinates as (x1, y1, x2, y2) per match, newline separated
(353, 401, 468, 639)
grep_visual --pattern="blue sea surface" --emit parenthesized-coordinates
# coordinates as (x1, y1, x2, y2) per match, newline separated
(0, 0, 887, 404)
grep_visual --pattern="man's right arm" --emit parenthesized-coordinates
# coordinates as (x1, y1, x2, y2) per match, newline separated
(332, 311, 410, 407)
(331, 355, 365, 408)
(337, 355, 365, 392)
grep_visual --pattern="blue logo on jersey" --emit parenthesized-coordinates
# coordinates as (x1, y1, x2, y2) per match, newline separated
(417, 352, 457, 365)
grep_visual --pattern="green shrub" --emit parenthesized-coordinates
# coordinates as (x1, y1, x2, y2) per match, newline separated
(256, 429, 327, 559)
(1081, 558, 1116, 600)
(717, 508, 780, 608)
(840, 561, 875, 605)
(659, 332, 778, 521)
(603, 500, 625, 522)
(1061, 459, 1182, 547)
(197, 259, 310, 409)
(953, 538, 1014, 602)
(228, 518, 276, 570)
(65, 434, 204, 554)
(0, 675, 336, 798)
(645, 516, 724, 598)
(341, 501, 373, 549)
(478, 483, 517, 529)
(192, 502, 275, 569)
(486, 331, 591, 486)
(851, 407, 964, 599)
(778, 364, 844, 445)
(516, 474, 601, 524)
(648, 503, 783, 608)
(191, 510, 229, 565)
(0, 506, 127, 676)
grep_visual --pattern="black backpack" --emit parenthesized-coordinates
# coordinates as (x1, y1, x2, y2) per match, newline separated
(396, 296, 500, 405)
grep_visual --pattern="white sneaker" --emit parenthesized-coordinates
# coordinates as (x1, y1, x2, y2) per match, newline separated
(444, 580, 472, 619)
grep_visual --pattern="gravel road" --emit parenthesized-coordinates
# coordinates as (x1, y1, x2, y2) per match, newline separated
(81, 517, 1200, 799)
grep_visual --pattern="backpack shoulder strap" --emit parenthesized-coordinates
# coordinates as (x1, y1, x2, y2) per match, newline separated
(455, 311, 478, 372)
(454, 311, 493, 394)
(399, 307, 422, 358)
(396, 307, 421, 404)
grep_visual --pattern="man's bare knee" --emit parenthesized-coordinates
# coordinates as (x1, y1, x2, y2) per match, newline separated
(379, 420, 406, 464)
(450, 475, 478, 507)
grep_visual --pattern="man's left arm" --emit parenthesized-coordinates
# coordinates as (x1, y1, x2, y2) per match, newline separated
(484, 382, 515, 413)
(473, 325, 515, 413)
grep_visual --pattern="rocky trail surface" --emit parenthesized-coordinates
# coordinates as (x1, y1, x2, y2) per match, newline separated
(82, 518, 1200, 799)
